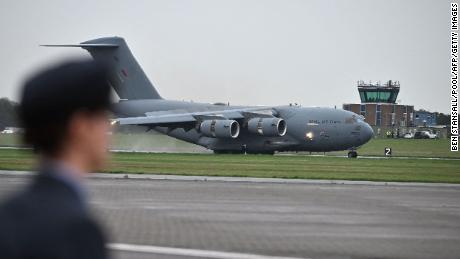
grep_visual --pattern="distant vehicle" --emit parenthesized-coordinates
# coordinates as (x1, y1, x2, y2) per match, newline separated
(0, 127, 22, 134)
(403, 133, 414, 139)
(414, 131, 437, 139)
(426, 131, 438, 139)
(0, 129, 14, 134)
(43, 37, 374, 157)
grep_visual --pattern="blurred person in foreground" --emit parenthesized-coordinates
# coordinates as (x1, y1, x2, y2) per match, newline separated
(0, 60, 112, 259)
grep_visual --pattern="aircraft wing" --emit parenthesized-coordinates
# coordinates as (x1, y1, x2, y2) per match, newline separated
(116, 107, 276, 127)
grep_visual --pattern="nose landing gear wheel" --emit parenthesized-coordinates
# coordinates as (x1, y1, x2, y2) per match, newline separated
(347, 151, 358, 158)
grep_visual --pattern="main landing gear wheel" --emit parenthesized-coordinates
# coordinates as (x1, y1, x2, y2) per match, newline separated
(347, 151, 358, 158)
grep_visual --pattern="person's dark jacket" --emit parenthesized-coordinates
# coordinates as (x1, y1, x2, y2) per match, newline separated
(0, 170, 107, 259)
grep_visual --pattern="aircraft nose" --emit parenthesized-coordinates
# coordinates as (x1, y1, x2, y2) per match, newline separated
(361, 122, 374, 143)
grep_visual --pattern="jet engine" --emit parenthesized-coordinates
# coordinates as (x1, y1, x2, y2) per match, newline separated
(247, 118, 287, 137)
(200, 119, 240, 138)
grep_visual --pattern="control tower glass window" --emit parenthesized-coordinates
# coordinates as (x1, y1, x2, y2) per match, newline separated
(357, 80, 400, 104)
(359, 89, 398, 103)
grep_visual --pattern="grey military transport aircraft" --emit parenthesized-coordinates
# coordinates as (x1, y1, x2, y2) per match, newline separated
(43, 37, 373, 157)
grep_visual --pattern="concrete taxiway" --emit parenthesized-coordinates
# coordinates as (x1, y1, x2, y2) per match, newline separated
(0, 172, 459, 259)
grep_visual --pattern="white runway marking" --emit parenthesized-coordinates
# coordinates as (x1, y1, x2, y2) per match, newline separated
(2, 146, 458, 160)
(108, 243, 309, 259)
(2, 170, 460, 188)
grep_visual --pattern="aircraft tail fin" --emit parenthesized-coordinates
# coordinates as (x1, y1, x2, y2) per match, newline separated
(41, 37, 162, 100)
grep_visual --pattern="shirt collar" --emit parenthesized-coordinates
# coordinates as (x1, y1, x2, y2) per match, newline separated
(39, 159, 87, 205)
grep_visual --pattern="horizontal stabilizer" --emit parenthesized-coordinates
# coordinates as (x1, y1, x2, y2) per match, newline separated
(40, 44, 118, 48)
(41, 37, 163, 100)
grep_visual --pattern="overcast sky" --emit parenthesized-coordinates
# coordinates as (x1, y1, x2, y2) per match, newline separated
(0, 0, 452, 112)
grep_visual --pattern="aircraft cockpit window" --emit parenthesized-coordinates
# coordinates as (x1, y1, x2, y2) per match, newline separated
(345, 116, 358, 124)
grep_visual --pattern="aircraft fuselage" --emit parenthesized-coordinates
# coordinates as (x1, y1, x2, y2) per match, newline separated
(113, 99, 373, 154)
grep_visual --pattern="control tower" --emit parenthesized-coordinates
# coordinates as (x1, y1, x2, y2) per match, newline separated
(357, 80, 400, 103)
(343, 80, 414, 127)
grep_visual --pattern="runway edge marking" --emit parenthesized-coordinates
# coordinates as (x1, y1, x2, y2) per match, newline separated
(1, 170, 460, 188)
(108, 243, 309, 259)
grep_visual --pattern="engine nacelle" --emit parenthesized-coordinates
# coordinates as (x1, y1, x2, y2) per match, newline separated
(247, 117, 287, 137)
(200, 119, 240, 138)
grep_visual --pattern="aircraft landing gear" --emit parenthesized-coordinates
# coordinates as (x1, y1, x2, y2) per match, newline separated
(347, 150, 358, 158)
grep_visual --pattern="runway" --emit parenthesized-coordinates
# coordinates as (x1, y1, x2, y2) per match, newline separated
(0, 173, 459, 259)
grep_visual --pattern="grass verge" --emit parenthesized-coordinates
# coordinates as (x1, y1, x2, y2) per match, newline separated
(1, 149, 459, 183)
